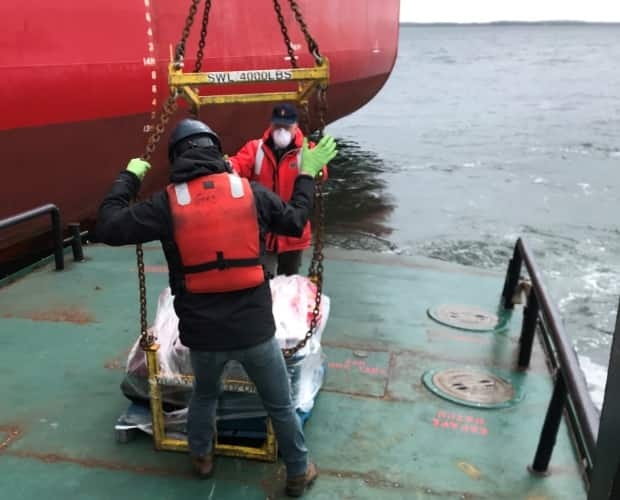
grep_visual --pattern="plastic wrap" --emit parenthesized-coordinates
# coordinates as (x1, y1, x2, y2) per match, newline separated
(120, 275, 329, 416)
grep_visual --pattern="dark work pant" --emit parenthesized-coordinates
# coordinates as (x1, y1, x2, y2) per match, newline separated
(187, 337, 308, 477)
(262, 250, 303, 277)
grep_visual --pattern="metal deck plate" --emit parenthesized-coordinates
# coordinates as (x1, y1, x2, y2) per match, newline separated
(427, 304, 499, 332)
(0, 245, 586, 500)
(422, 368, 524, 409)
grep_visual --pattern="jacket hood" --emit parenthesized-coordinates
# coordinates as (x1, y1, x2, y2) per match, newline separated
(169, 147, 230, 183)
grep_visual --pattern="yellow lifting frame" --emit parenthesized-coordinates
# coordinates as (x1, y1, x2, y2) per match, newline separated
(144, 343, 278, 461)
(142, 57, 328, 468)
(140, 2, 327, 466)
(168, 58, 329, 111)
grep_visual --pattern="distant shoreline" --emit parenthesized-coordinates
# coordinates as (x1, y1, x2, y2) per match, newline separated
(400, 21, 620, 27)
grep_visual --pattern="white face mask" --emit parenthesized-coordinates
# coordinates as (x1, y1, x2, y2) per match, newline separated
(272, 128, 293, 149)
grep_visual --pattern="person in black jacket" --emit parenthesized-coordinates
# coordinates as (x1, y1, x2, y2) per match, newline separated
(96, 119, 337, 497)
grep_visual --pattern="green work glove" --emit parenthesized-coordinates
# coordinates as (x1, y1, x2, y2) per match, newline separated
(126, 158, 151, 181)
(301, 134, 337, 177)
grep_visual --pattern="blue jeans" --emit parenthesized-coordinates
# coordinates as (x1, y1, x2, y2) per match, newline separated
(188, 336, 308, 477)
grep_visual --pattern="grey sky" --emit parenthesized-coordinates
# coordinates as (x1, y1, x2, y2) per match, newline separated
(400, 0, 620, 23)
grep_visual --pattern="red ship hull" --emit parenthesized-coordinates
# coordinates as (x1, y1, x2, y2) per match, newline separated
(0, 0, 399, 254)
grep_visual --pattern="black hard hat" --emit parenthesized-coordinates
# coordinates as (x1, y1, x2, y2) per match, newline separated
(168, 119, 221, 161)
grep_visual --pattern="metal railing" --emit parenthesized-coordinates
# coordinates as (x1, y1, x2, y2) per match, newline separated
(0, 204, 86, 271)
(501, 238, 599, 479)
(588, 297, 620, 499)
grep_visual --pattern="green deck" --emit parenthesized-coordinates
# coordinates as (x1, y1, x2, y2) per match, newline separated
(0, 245, 587, 499)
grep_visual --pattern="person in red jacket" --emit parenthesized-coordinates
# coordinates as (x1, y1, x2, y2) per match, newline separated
(228, 104, 328, 277)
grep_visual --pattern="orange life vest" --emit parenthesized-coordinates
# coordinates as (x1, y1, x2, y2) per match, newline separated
(166, 173, 264, 293)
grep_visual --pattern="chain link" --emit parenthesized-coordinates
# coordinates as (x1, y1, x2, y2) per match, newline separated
(175, 0, 202, 63)
(137, 92, 179, 349)
(283, 180, 325, 359)
(273, 0, 298, 68)
(298, 100, 311, 136)
(136, 0, 205, 348)
(318, 86, 328, 139)
(136, 244, 152, 348)
(143, 94, 179, 162)
(194, 0, 212, 73)
(287, 0, 322, 64)
(270, 0, 327, 358)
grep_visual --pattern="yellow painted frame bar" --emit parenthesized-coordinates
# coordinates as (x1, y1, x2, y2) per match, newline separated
(144, 344, 277, 461)
(169, 61, 329, 86)
(168, 59, 329, 109)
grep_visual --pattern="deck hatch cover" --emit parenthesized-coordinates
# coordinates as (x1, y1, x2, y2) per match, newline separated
(422, 368, 523, 409)
(427, 304, 499, 332)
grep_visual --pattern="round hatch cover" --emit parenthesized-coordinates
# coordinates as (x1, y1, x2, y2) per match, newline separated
(422, 368, 523, 409)
(428, 304, 499, 332)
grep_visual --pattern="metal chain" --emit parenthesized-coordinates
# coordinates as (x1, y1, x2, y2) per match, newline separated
(136, 0, 205, 348)
(283, 180, 325, 359)
(136, 244, 151, 347)
(271, 0, 327, 358)
(307, 179, 325, 281)
(273, 0, 306, 134)
(137, 93, 179, 349)
(143, 94, 179, 162)
(194, 0, 212, 73)
(287, 0, 322, 64)
(175, 0, 202, 63)
(273, 0, 298, 68)
(317, 85, 328, 139)
(298, 101, 311, 136)
(306, 85, 328, 285)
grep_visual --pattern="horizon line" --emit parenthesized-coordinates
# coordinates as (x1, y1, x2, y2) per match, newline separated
(400, 20, 620, 26)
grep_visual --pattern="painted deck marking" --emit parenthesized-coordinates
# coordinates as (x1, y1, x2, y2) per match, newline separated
(328, 358, 387, 376)
(432, 411, 489, 436)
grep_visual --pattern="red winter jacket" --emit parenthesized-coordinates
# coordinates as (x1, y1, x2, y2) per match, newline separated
(228, 127, 327, 253)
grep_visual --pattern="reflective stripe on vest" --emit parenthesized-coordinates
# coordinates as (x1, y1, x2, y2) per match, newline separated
(229, 174, 244, 198)
(174, 183, 191, 205)
(254, 140, 264, 176)
(166, 173, 264, 294)
(255, 140, 302, 175)
(296, 150, 302, 172)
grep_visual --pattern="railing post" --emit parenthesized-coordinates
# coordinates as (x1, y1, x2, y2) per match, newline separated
(501, 241, 522, 310)
(518, 291, 539, 369)
(503, 237, 599, 481)
(588, 297, 620, 500)
(612, 464, 620, 500)
(530, 372, 567, 474)
(68, 223, 84, 262)
(0, 204, 71, 273)
(50, 207, 64, 271)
